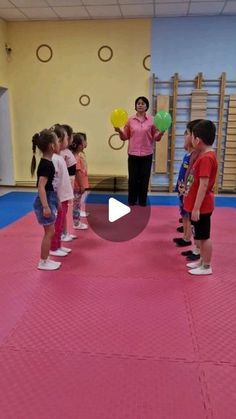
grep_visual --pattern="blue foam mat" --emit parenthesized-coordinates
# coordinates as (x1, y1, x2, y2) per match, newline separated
(0, 192, 37, 228)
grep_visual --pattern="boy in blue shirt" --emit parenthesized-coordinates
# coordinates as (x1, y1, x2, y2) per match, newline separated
(173, 120, 201, 254)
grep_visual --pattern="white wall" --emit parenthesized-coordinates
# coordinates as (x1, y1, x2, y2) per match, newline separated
(0, 88, 15, 185)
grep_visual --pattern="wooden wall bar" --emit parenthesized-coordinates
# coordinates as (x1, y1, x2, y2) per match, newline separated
(190, 89, 208, 120)
(222, 94, 236, 191)
(152, 73, 236, 193)
(155, 95, 169, 173)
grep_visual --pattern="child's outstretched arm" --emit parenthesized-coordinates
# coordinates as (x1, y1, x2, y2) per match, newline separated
(191, 177, 209, 221)
(38, 177, 51, 218)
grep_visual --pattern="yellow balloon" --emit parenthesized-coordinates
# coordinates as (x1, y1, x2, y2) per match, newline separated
(110, 108, 128, 128)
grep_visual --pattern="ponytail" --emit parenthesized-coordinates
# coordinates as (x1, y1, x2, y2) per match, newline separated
(32, 133, 39, 154)
(69, 132, 83, 154)
(69, 142, 77, 153)
(30, 129, 55, 176)
(31, 155, 36, 177)
(31, 133, 39, 177)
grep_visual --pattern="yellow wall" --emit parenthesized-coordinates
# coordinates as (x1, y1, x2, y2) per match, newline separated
(7, 19, 151, 183)
(0, 20, 9, 87)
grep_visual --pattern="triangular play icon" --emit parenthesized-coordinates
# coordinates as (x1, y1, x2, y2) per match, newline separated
(108, 198, 131, 223)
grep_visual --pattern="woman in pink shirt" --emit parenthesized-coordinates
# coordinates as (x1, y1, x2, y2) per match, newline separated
(115, 96, 163, 206)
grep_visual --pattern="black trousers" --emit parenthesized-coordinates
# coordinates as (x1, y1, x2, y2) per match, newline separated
(128, 154, 153, 206)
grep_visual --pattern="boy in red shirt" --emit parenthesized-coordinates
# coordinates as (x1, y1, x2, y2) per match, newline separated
(184, 120, 218, 275)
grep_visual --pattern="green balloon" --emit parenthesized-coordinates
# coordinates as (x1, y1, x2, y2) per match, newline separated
(154, 111, 172, 132)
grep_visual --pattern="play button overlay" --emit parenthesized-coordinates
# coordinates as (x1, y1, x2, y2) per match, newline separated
(109, 198, 130, 222)
(86, 177, 151, 242)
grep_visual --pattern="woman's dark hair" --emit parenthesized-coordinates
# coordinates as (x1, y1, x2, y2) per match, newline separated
(31, 129, 56, 177)
(187, 119, 202, 134)
(135, 96, 149, 111)
(192, 120, 216, 146)
(50, 123, 65, 141)
(69, 132, 84, 153)
(61, 124, 73, 138)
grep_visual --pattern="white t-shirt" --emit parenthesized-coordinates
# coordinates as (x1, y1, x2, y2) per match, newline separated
(52, 154, 74, 202)
(60, 149, 77, 168)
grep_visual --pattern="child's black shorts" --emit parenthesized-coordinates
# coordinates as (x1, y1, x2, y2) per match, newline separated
(190, 212, 212, 240)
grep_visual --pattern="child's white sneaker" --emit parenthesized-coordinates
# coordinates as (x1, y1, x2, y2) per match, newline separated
(73, 222, 88, 230)
(49, 249, 68, 257)
(38, 259, 61, 270)
(61, 233, 77, 241)
(60, 247, 72, 254)
(68, 233, 77, 240)
(80, 210, 89, 217)
(61, 233, 73, 242)
(186, 260, 202, 269)
(189, 266, 213, 276)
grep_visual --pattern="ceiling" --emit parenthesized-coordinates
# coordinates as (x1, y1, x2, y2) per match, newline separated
(0, 0, 236, 21)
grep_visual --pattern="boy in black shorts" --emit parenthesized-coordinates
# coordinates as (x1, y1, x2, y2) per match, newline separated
(184, 120, 218, 276)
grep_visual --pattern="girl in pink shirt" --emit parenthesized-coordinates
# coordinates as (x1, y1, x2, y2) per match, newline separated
(78, 132, 89, 217)
(69, 133, 88, 230)
(115, 96, 163, 206)
(50, 124, 74, 257)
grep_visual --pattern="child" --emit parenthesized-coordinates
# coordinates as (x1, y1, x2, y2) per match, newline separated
(184, 120, 217, 275)
(69, 133, 88, 230)
(60, 124, 77, 241)
(61, 124, 76, 176)
(50, 124, 74, 257)
(31, 129, 61, 270)
(182, 139, 202, 261)
(174, 120, 201, 256)
(78, 132, 89, 217)
(173, 129, 193, 248)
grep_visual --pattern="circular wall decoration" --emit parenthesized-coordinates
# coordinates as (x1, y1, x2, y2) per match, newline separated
(79, 95, 91, 106)
(36, 44, 53, 63)
(143, 54, 151, 71)
(98, 45, 113, 62)
(108, 133, 125, 151)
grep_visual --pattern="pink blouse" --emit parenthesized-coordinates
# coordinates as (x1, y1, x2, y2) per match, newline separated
(122, 114, 162, 156)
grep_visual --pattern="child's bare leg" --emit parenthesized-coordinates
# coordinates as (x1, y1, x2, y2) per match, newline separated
(183, 217, 192, 241)
(80, 190, 88, 212)
(41, 224, 55, 260)
(194, 239, 200, 254)
(200, 239, 212, 266)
